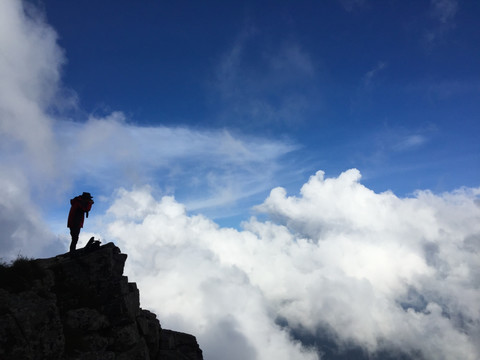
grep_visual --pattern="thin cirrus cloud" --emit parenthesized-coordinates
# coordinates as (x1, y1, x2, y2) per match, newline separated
(392, 134, 427, 151)
(424, 0, 459, 45)
(55, 113, 298, 213)
(362, 62, 387, 90)
(430, 0, 458, 24)
(16, 107, 294, 212)
(212, 27, 319, 128)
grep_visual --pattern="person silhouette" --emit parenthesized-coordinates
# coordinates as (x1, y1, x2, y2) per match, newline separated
(67, 192, 94, 252)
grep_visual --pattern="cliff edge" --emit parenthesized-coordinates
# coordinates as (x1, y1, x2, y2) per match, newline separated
(0, 242, 203, 360)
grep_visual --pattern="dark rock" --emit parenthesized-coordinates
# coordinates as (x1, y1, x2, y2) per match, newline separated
(160, 329, 204, 360)
(0, 243, 203, 360)
(0, 288, 64, 360)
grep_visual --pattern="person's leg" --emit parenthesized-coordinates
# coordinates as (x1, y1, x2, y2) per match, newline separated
(70, 228, 80, 252)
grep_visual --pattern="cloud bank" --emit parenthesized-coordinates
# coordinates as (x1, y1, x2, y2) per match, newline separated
(0, 0, 65, 257)
(1, 2, 479, 359)
(104, 170, 480, 360)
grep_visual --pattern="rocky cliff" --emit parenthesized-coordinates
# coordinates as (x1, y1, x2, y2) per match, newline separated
(0, 242, 203, 360)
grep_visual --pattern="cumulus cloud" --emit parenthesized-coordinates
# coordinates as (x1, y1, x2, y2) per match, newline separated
(0, 166, 64, 260)
(0, 0, 66, 259)
(103, 169, 480, 360)
(0, 0, 63, 178)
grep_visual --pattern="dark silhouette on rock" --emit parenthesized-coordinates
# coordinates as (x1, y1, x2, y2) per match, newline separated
(0, 243, 203, 360)
(85, 236, 101, 252)
(67, 192, 94, 252)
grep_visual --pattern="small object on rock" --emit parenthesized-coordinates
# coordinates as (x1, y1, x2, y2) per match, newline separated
(85, 237, 101, 251)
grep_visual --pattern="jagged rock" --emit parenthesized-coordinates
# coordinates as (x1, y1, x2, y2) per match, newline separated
(0, 243, 203, 360)
(159, 330, 204, 360)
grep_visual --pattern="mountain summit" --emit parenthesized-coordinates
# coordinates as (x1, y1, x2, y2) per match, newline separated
(0, 242, 203, 360)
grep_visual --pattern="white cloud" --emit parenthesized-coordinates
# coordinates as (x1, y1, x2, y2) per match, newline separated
(0, 0, 67, 259)
(0, 0, 63, 179)
(104, 188, 319, 360)
(0, 0, 299, 259)
(103, 169, 480, 360)
(1, 2, 479, 359)
(0, 166, 65, 260)
(55, 113, 297, 215)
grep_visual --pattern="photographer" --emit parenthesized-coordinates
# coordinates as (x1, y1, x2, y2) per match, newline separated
(67, 192, 94, 252)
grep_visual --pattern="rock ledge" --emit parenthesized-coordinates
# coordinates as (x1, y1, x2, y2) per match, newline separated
(0, 242, 203, 360)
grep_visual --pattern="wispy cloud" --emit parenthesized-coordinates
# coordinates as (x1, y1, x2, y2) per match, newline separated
(56, 113, 298, 213)
(212, 27, 320, 128)
(362, 61, 387, 89)
(423, 0, 458, 46)
(430, 0, 458, 24)
(371, 125, 434, 157)
(392, 134, 427, 151)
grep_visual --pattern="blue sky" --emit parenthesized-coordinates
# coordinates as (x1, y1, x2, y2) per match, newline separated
(41, 0, 479, 203)
(1, 1, 480, 359)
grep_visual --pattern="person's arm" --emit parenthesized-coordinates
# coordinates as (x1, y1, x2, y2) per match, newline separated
(84, 200, 93, 217)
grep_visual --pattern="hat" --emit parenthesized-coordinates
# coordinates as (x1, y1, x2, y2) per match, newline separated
(82, 192, 93, 199)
